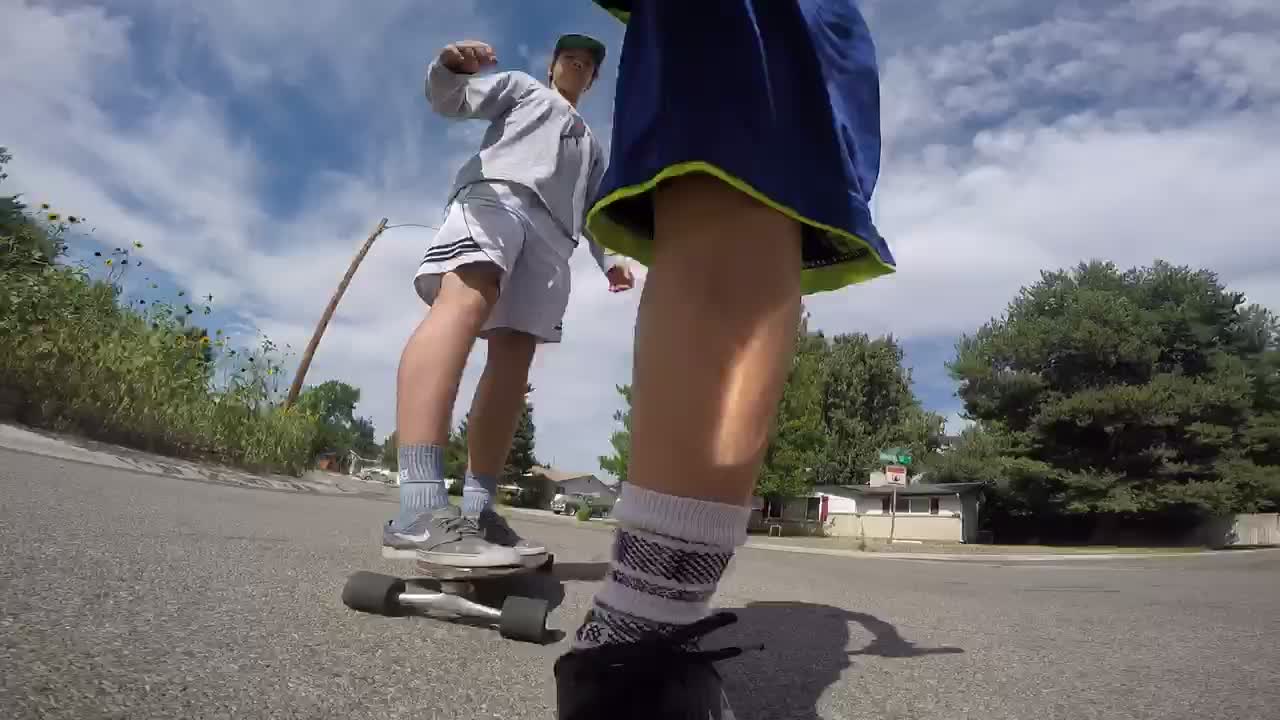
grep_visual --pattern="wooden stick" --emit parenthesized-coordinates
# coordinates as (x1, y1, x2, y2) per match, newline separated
(285, 217, 389, 409)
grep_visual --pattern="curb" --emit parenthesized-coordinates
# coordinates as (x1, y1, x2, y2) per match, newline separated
(741, 541, 1261, 562)
(0, 422, 399, 502)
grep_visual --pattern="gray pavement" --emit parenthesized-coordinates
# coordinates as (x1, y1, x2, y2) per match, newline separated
(2, 446, 1278, 719)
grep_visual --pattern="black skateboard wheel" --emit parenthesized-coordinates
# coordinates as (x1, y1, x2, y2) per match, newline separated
(342, 571, 406, 615)
(499, 596, 549, 643)
(538, 553, 555, 573)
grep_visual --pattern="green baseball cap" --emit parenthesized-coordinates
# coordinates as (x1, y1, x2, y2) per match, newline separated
(555, 33, 606, 66)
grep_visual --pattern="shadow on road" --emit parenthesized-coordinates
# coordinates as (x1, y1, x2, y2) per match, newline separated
(717, 602, 965, 720)
(470, 561, 609, 645)
(473, 561, 610, 614)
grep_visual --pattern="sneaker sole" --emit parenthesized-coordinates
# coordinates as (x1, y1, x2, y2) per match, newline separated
(383, 546, 548, 565)
(416, 547, 524, 568)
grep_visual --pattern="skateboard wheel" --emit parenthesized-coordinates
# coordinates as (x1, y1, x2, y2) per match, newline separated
(538, 553, 555, 573)
(499, 596, 549, 643)
(342, 571, 406, 615)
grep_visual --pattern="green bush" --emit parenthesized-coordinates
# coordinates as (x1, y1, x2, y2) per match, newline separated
(576, 504, 593, 522)
(0, 201, 320, 475)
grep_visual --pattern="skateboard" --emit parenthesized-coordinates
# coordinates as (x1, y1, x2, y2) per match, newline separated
(341, 553, 556, 643)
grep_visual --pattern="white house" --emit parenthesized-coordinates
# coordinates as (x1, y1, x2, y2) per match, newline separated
(813, 482, 984, 543)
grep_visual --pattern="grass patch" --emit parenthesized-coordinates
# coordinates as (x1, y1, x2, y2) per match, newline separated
(1, 192, 320, 475)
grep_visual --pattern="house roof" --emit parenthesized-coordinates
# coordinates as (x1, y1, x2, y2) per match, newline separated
(530, 465, 599, 484)
(817, 482, 985, 498)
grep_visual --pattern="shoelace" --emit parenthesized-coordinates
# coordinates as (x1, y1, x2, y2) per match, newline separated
(591, 612, 762, 669)
(434, 514, 483, 538)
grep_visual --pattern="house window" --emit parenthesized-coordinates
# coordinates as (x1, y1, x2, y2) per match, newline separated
(881, 497, 891, 514)
(765, 498, 783, 519)
(888, 497, 941, 514)
(805, 497, 822, 521)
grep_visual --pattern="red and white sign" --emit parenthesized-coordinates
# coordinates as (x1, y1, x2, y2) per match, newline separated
(884, 465, 907, 486)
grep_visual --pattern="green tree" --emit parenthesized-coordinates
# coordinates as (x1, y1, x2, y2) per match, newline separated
(949, 260, 1280, 521)
(816, 332, 944, 486)
(504, 383, 538, 480)
(598, 384, 632, 483)
(444, 417, 469, 482)
(381, 430, 399, 471)
(758, 315, 827, 498)
(297, 380, 376, 470)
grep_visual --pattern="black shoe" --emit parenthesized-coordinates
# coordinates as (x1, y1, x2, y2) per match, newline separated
(554, 612, 753, 720)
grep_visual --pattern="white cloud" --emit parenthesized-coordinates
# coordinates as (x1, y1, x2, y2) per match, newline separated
(812, 1, 1280, 345)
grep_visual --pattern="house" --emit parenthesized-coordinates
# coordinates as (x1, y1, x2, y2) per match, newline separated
(748, 495, 826, 536)
(520, 466, 619, 511)
(814, 482, 985, 543)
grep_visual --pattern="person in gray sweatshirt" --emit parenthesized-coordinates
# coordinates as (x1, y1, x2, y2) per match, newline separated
(383, 34, 634, 569)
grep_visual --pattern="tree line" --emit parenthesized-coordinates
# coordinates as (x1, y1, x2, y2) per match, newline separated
(599, 260, 1280, 536)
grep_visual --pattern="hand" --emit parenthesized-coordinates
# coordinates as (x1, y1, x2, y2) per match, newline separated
(606, 264, 635, 293)
(439, 40, 498, 74)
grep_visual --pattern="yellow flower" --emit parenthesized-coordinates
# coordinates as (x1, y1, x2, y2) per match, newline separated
(133, 241, 144, 249)
(47, 213, 61, 221)
(200, 336, 211, 345)
(105, 259, 113, 266)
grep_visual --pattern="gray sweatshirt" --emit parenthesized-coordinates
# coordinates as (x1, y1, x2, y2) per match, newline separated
(425, 59, 618, 273)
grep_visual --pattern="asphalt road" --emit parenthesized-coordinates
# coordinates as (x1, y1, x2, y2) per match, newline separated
(2, 447, 1278, 720)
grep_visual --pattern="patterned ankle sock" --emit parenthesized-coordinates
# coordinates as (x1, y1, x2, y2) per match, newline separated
(573, 483, 749, 649)
(461, 470, 497, 516)
(396, 444, 448, 527)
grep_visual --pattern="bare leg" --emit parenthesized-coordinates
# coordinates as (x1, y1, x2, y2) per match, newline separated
(392, 264, 500, 527)
(465, 330, 538, 476)
(629, 174, 802, 505)
(570, 174, 802, 650)
(395, 264, 501, 446)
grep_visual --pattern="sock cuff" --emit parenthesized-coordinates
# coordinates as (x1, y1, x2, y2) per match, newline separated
(614, 484, 750, 548)
(464, 470, 498, 493)
(398, 444, 444, 484)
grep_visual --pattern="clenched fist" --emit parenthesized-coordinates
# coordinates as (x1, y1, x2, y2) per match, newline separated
(439, 40, 498, 74)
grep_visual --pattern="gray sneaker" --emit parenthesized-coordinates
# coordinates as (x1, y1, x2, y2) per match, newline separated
(477, 507, 548, 559)
(382, 505, 522, 568)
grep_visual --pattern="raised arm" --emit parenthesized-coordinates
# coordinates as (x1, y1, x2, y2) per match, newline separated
(425, 40, 532, 120)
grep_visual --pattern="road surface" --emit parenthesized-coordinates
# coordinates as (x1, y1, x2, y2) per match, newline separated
(2, 447, 1277, 719)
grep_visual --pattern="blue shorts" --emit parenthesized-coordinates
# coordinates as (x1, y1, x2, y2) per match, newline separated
(588, 0, 895, 294)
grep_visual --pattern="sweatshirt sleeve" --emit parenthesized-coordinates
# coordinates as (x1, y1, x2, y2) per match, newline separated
(583, 142, 620, 275)
(425, 60, 531, 120)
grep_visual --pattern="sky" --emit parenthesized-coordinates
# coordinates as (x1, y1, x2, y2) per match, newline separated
(2, 0, 1279, 477)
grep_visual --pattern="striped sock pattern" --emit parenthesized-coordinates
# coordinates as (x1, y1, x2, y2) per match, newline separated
(396, 444, 448, 527)
(573, 484, 749, 649)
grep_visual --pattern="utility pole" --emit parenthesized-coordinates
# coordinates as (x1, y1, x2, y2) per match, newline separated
(285, 217, 389, 409)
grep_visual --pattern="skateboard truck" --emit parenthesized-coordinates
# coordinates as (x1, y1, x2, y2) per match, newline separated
(341, 555, 554, 643)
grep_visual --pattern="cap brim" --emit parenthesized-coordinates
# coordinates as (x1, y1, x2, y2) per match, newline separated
(556, 34, 606, 64)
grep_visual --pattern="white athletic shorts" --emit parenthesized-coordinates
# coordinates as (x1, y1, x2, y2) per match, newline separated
(414, 181, 574, 344)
